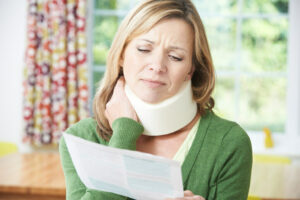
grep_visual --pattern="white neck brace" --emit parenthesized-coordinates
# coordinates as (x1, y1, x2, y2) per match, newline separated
(124, 80, 197, 136)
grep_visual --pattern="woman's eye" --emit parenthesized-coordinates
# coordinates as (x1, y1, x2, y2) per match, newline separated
(169, 55, 183, 62)
(137, 48, 150, 53)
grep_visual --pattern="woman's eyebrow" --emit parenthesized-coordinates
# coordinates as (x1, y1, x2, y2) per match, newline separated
(138, 38, 154, 44)
(138, 39, 187, 52)
(169, 46, 187, 53)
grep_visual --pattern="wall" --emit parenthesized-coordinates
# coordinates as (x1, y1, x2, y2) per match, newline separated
(0, 0, 28, 151)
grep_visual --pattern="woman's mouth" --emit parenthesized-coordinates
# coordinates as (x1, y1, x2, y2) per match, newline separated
(141, 79, 166, 88)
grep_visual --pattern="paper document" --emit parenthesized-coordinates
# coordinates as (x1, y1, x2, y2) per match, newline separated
(63, 133, 184, 200)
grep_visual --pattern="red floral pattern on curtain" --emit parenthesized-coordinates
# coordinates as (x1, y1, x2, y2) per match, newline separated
(23, 0, 89, 145)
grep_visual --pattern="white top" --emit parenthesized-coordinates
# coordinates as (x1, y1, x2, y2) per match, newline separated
(173, 118, 201, 165)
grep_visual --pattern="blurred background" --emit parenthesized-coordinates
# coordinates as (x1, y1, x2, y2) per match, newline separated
(0, 0, 299, 199)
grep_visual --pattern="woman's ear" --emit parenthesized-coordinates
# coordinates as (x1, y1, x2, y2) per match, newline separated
(185, 66, 195, 81)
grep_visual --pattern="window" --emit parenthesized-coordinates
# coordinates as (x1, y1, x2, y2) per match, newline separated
(88, 0, 139, 99)
(196, 0, 288, 134)
(88, 0, 299, 144)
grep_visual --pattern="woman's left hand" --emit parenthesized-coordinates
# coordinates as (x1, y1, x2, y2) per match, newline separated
(164, 190, 205, 200)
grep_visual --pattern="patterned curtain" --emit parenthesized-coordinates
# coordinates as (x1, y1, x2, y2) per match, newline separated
(23, 0, 89, 145)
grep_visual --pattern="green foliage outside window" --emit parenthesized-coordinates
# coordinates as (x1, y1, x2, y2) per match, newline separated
(93, 16, 119, 65)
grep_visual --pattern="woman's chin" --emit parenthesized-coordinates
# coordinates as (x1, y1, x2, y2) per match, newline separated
(139, 95, 166, 104)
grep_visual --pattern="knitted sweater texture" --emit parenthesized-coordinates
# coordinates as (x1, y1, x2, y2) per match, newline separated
(59, 111, 252, 200)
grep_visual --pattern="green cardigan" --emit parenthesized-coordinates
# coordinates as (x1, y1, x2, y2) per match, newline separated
(59, 111, 252, 200)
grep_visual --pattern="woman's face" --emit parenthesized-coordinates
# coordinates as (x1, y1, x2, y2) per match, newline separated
(121, 18, 194, 103)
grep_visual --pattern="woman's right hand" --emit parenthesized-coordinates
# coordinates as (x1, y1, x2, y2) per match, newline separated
(165, 190, 205, 200)
(105, 77, 138, 127)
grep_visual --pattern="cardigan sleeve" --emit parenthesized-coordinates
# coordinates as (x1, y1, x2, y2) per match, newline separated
(109, 117, 144, 150)
(59, 117, 144, 200)
(207, 124, 253, 200)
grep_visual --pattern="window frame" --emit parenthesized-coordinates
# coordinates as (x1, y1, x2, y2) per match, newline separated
(286, 0, 300, 139)
(87, 0, 300, 158)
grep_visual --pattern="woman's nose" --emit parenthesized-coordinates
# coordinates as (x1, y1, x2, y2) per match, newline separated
(147, 53, 167, 73)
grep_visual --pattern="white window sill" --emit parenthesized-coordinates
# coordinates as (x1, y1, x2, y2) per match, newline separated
(248, 132, 300, 160)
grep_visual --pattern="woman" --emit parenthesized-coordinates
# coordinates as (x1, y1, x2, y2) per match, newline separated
(60, 0, 252, 199)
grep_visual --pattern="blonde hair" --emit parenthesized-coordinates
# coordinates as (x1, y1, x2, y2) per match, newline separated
(93, 0, 215, 140)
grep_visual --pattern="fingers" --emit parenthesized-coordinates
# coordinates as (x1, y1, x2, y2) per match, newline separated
(184, 190, 205, 199)
(105, 77, 138, 126)
(193, 195, 205, 200)
(110, 77, 125, 100)
(115, 76, 125, 89)
(164, 190, 206, 200)
(184, 190, 194, 197)
(184, 197, 203, 200)
(164, 197, 204, 200)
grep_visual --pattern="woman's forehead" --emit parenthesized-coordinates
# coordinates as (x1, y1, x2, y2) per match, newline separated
(131, 18, 194, 48)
